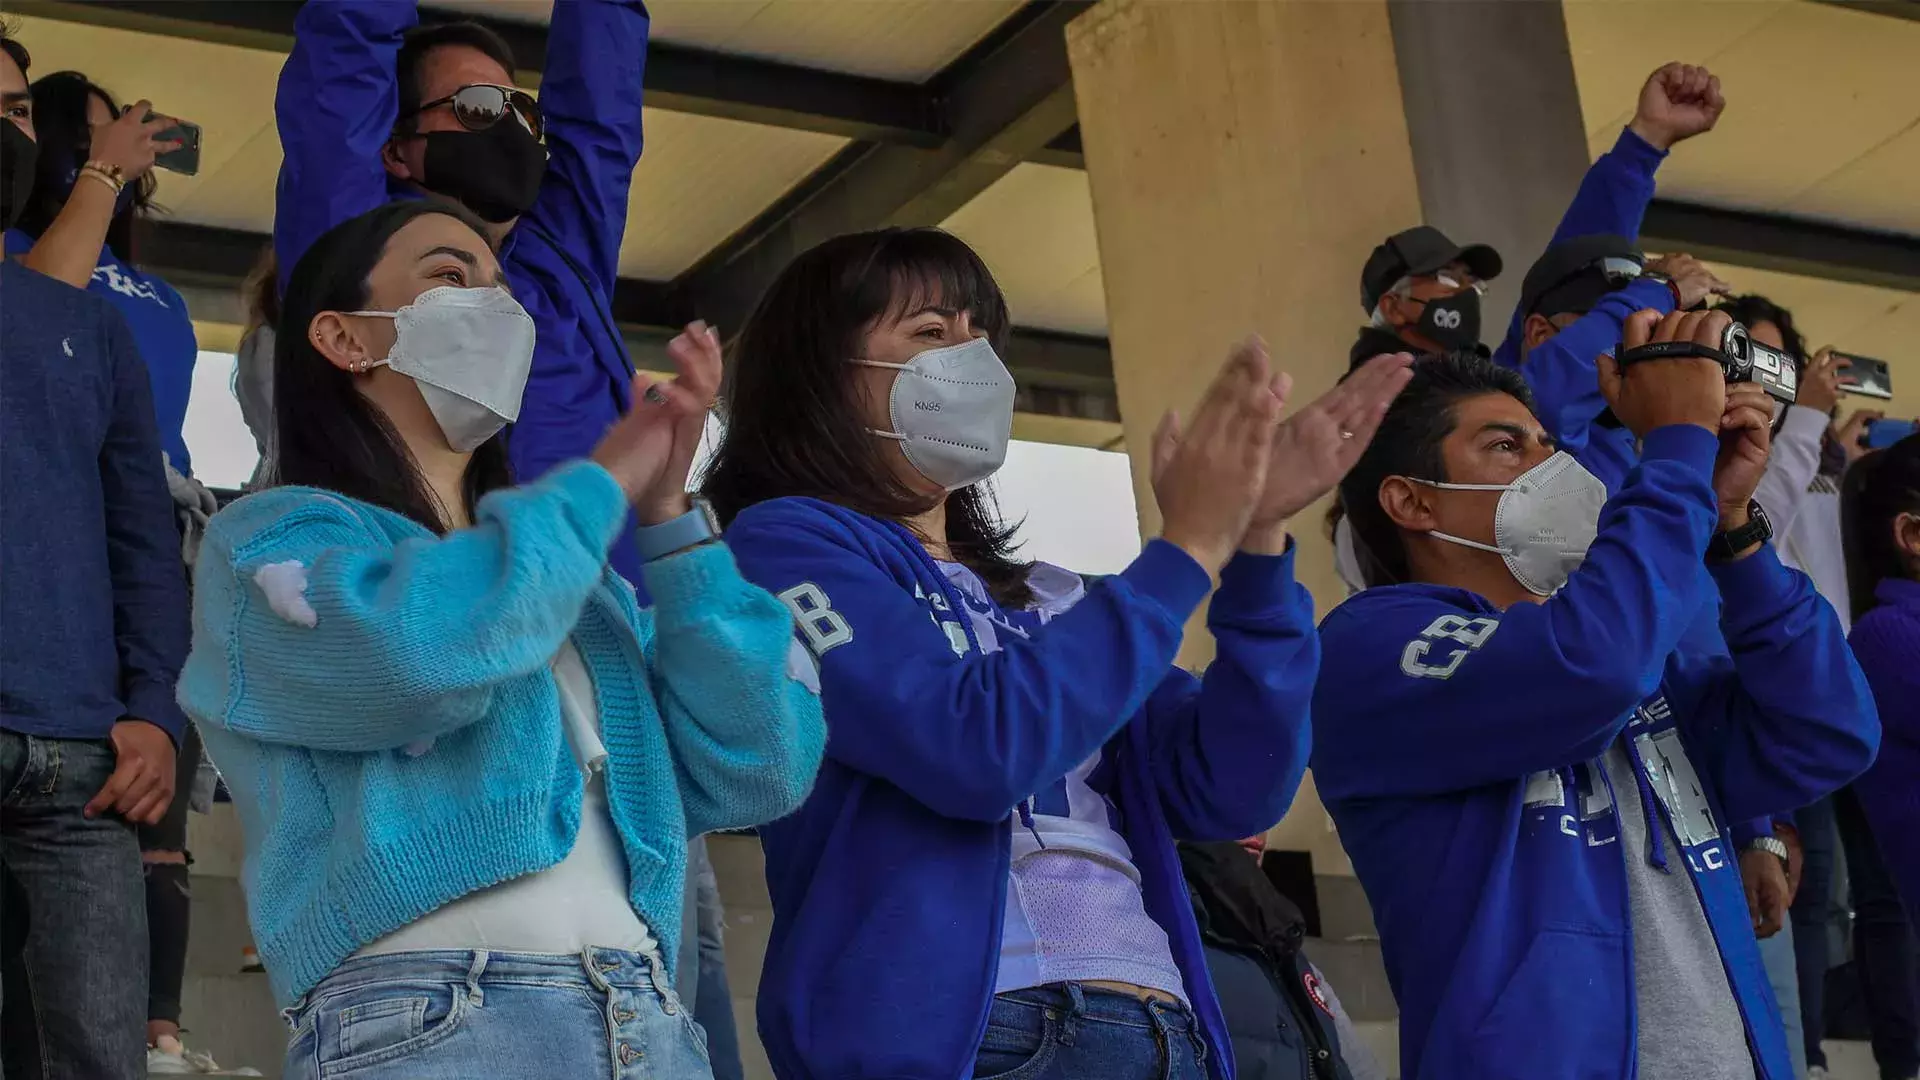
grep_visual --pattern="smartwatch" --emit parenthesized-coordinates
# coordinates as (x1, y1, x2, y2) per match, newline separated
(1707, 500, 1772, 561)
(634, 498, 721, 562)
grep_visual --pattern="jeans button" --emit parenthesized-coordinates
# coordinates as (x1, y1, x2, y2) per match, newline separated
(619, 1044, 639, 1065)
(613, 1008, 634, 1023)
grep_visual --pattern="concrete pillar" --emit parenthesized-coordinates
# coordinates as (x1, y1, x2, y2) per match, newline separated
(1067, 0, 1588, 872)
(1387, 0, 1591, 336)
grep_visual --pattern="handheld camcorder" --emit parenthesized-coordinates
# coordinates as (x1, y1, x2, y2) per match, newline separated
(1614, 320, 1798, 408)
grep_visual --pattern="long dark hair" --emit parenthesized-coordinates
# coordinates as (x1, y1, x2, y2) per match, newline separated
(701, 226, 1033, 607)
(12, 70, 157, 261)
(1841, 434, 1920, 619)
(273, 199, 511, 533)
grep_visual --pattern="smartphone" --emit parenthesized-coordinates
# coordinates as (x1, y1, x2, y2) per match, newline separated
(1862, 418, 1916, 450)
(1836, 351, 1893, 400)
(142, 112, 201, 176)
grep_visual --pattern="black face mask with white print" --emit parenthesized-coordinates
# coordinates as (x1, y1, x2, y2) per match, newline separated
(1412, 289, 1482, 351)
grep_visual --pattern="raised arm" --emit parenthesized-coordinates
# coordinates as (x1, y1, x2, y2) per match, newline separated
(727, 499, 1214, 824)
(1494, 62, 1724, 367)
(1312, 425, 1722, 800)
(1667, 545, 1879, 822)
(100, 311, 191, 742)
(182, 461, 627, 752)
(1753, 405, 1828, 540)
(634, 541, 826, 836)
(11, 104, 173, 287)
(1522, 277, 1676, 458)
(520, 0, 649, 291)
(1140, 545, 1319, 842)
(274, 0, 416, 293)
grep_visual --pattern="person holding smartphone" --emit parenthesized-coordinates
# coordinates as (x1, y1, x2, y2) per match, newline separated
(3, 70, 195, 477)
(0, 65, 228, 1074)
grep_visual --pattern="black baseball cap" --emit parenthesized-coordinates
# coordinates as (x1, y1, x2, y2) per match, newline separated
(1360, 226, 1503, 313)
(1520, 234, 1645, 319)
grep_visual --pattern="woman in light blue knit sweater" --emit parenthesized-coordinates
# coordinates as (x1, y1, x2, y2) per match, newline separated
(178, 201, 825, 1080)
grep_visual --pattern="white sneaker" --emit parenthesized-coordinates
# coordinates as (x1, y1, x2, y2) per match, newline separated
(147, 1035, 262, 1076)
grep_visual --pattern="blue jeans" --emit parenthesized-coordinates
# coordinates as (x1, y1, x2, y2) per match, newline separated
(1, 732, 148, 1080)
(971, 983, 1210, 1080)
(282, 948, 712, 1080)
(1760, 920, 1808, 1079)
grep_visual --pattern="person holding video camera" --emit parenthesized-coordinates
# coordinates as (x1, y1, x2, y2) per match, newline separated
(1313, 308, 1879, 1080)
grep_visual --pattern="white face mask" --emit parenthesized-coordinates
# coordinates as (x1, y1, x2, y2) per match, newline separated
(851, 336, 1016, 491)
(351, 285, 536, 452)
(1410, 450, 1608, 596)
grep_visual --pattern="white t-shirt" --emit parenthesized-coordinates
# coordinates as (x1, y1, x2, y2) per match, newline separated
(354, 640, 658, 958)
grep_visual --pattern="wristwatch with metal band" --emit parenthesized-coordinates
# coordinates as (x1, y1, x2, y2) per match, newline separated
(1745, 834, 1789, 869)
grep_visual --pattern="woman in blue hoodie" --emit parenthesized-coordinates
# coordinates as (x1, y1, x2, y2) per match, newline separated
(178, 200, 825, 1080)
(702, 226, 1412, 1080)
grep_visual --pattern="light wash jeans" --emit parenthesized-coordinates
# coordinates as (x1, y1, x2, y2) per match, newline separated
(281, 947, 711, 1080)
(1761, 920, 1809, 1080)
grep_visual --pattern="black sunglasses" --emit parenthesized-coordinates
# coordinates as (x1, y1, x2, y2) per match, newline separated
(404, 84, 542, 140)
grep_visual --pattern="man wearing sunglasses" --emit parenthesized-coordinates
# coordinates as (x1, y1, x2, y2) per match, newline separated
(273, 0, 654, 580)
(1351, 224, 1504, 368)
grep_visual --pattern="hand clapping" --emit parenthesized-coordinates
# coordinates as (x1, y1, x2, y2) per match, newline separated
(591, 320, 722, 525)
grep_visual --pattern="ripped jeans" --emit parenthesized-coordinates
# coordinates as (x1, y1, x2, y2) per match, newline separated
(281, 947, 711, 1080)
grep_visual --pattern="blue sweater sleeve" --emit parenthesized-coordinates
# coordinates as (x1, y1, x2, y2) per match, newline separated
(186, 461, 628, 752)
(635, 542, 827, 836)
(1493, 128, 1667, 370)
(724, 499, 1213, 823)
(274, 0, 415, 294)
(1521, 277, 1676, 458)
(519, 0, 648, 293)
(1139, 546, 1318, 841)
(101, 311, 191, 741)
(1312, 426, 1721, 800)
(1663, 547, 1881, 824)
(1849, 601, 1920, 922)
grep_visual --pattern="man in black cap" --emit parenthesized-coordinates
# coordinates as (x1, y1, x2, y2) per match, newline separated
(1512, 234, 1728, 493)
(1352, 224, 1503, 367)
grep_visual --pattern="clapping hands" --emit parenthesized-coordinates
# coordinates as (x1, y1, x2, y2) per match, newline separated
(591, 321, 721, 525)
(1151, 342, 1413, 573)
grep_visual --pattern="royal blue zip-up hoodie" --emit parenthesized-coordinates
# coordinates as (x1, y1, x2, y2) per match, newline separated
(726, 496, 1322, 1080)
(1311, 425, 1879, 1080)
(273, 0, 650, 580)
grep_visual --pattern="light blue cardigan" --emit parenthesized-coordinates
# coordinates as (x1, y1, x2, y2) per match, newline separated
(179, 460, 825, 1006)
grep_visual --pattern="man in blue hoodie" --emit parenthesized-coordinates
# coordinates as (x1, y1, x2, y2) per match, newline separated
(1312, 311, 1879, 1080)
(273, 0, 652, 579)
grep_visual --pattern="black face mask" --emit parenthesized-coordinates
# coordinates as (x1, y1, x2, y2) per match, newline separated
(1412, 289, 1482, 351)
(419, 121, 546, 224)
(1, 122, 38, 232)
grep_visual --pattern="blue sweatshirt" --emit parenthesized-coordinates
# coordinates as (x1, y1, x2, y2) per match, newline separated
(0, 260, 190, 741)
(1850, 577, 1920, 928)
(5, 231, 199, 474)
(725, 497, 1321, 1080)
(179, 461, 825, 1004)
(273, 0, 650, 581)
(1492, 128, 1675, 495)
(1311, 426, 1879, 1080)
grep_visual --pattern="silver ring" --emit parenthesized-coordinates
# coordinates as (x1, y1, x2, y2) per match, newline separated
(643, 385, 669, 406)
(1340, 430, 1355, 440)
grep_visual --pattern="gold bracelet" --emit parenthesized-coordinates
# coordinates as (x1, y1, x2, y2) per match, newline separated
(76, 167, 123, 197)
(80, 160, 126, 193)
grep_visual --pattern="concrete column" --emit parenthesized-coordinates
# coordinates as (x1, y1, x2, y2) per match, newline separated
(1067, 0, 1590, 872)
(1388, 0, 1591, 336)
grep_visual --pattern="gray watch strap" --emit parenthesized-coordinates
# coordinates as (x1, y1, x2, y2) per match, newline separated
(633, 498, 720, 562)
